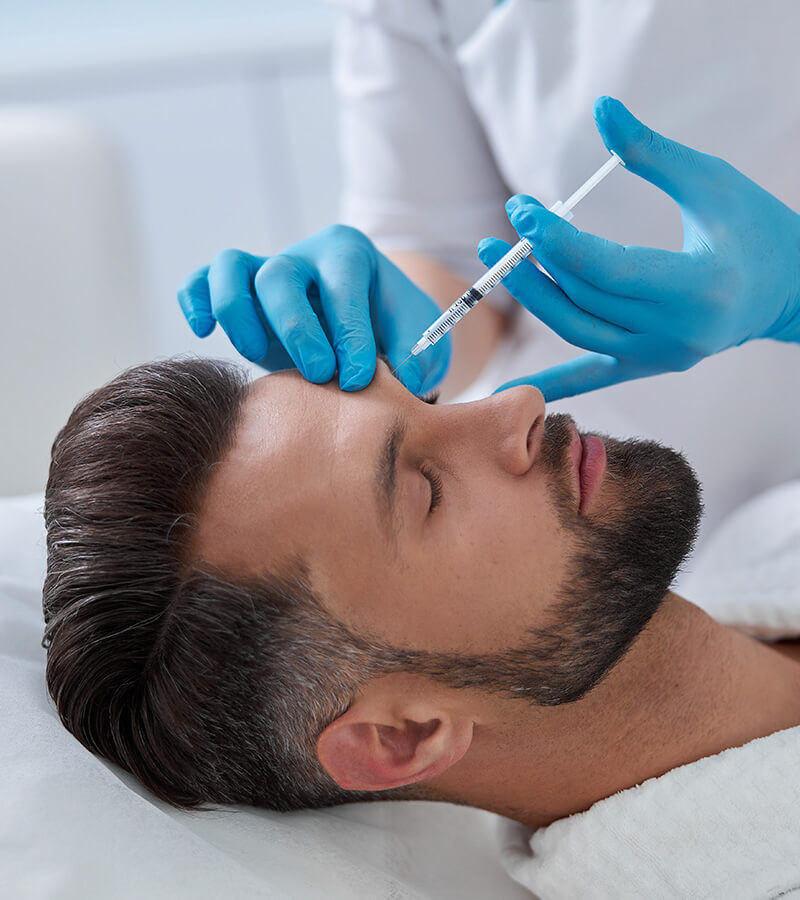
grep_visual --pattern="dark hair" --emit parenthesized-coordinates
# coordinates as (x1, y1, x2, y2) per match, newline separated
(42, 356, 420, 811)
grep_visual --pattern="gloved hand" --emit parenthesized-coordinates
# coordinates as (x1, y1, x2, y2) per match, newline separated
(478, 96, 800, 401)
(177, 224, 450, 396)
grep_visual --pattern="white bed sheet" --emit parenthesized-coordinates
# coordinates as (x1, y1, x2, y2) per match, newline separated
(0, 492, 532, 900)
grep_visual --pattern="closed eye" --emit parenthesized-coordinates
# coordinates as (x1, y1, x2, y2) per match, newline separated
(420, 463, 443, 513)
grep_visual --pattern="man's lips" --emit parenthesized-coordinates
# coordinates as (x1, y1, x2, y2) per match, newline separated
(568, 424, 607, 514)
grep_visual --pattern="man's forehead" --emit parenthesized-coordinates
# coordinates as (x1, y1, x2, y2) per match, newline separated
(243, 366, 396, 453)
(190, 371, 327, 572)
(229, 370, 330, 475)
(192, 366, 394, 575)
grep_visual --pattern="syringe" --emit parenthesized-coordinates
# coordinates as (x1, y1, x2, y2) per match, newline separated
(392, 152, 623, 377)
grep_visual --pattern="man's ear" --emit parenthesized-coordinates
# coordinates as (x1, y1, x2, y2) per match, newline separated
(316, 679, 474, 792)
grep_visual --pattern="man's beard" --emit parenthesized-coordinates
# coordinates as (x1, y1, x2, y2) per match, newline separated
(398, 413, 704, 707)
(524, 412, 705, 704)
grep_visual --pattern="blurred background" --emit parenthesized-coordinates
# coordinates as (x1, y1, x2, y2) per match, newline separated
(1, 0, 339, 495)
(2, 0, 798, 548)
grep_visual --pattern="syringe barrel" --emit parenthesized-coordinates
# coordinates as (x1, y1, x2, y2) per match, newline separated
(417, 286, 484, 350)
(414, 238, 534, 354)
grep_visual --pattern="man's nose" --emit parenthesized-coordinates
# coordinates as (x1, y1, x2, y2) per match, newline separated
(468, 385, 546, 476)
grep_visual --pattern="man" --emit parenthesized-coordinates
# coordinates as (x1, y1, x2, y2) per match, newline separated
(43, 347, 800, 822)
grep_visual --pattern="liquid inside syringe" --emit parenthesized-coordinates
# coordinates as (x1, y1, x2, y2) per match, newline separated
(393, 152, 623, 375)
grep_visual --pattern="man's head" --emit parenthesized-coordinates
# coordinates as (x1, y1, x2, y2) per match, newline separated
(43, 356, 702, 812)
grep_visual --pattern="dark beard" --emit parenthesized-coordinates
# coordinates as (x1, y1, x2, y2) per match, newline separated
(513, 412, 705, 705)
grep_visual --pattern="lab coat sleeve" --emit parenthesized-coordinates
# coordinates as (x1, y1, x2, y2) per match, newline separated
(327, 0, 519, 311)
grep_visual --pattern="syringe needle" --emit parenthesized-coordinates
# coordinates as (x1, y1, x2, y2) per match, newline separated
(391, 352, 415, 378)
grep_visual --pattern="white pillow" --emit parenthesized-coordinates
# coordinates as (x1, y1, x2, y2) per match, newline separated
(0, 493, 531, 900)
(676, 480, 800, 638)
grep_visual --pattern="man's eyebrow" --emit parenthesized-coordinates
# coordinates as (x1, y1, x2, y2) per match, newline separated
(375, 412, 407, 544)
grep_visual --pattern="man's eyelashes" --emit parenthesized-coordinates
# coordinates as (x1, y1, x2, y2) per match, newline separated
(420, 389, 440, 405)
(380, 353, 440, 404)
(420, 463, 444, 512)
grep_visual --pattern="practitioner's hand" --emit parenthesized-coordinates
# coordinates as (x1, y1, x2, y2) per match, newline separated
(177, 225, 450, 395)
(478, 96, 800, 401)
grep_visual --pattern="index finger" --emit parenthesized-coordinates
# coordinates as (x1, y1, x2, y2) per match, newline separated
(506, 200, 705, 301)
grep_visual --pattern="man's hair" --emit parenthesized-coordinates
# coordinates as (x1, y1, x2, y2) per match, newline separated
(42, 357, 422, 811)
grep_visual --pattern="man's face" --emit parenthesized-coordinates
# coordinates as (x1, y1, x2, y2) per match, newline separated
(195, 359, 702, 704)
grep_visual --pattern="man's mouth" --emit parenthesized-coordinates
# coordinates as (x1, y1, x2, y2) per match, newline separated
(569, 423, 607, 514)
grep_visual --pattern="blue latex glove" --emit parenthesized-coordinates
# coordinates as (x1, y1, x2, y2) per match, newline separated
(177, 225, 450, 396)
(478, 96, 800, 401)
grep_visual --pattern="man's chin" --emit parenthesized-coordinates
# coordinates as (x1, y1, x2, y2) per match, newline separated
(597, 433, 704, 578)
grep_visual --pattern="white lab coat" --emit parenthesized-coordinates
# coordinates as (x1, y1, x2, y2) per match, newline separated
(327, 0, 800, 546)
(329, 0, 800, 295)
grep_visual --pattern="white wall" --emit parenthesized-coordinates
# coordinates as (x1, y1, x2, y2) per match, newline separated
(0, 3, 341, 495)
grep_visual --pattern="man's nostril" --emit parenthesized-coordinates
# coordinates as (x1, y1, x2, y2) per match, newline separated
(527, 415, 544, 454)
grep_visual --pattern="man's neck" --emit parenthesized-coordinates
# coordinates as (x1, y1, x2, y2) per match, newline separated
(451, 593, 800, 831)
